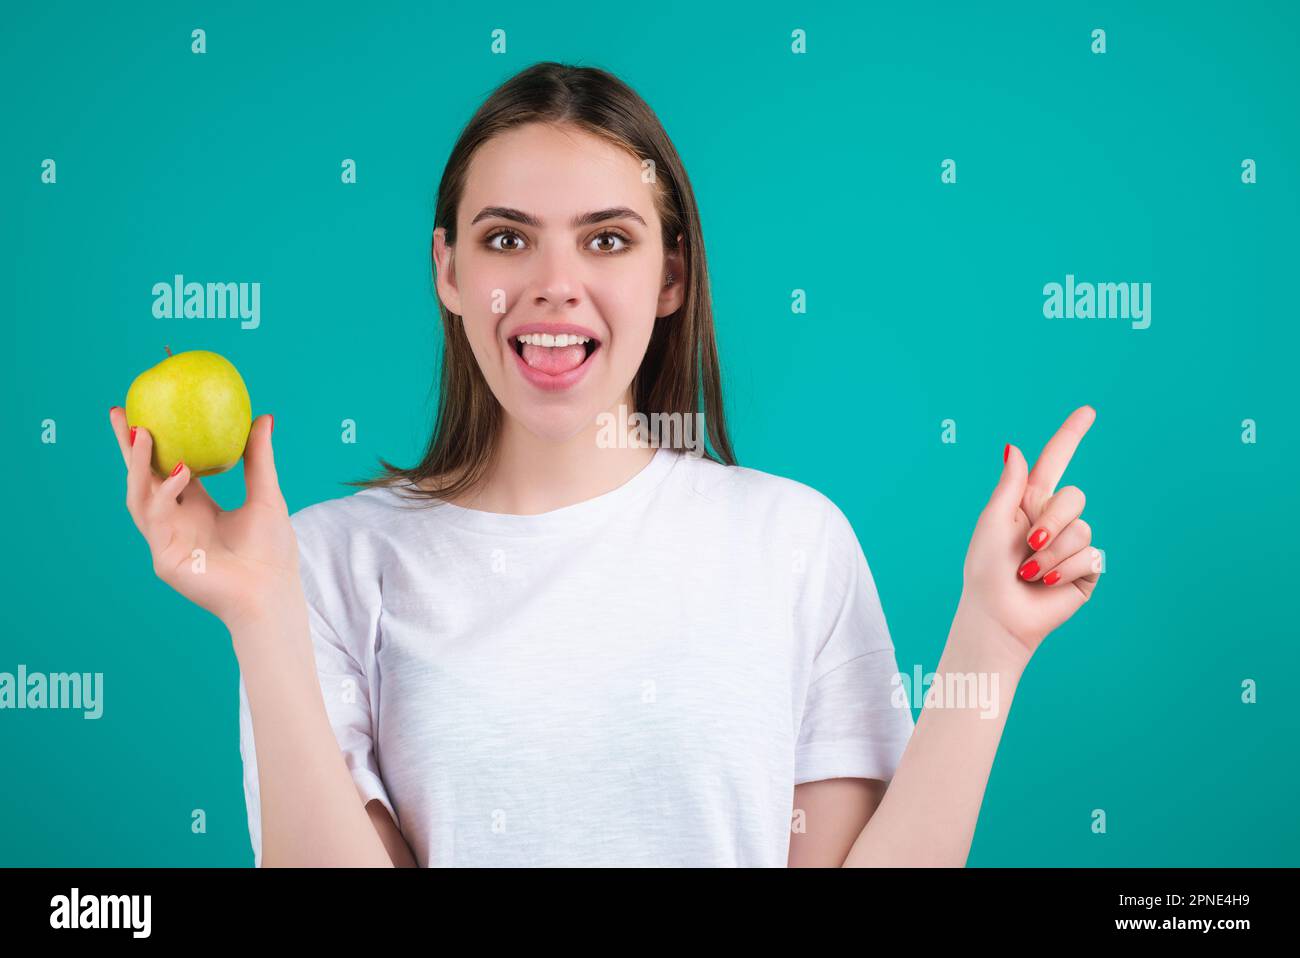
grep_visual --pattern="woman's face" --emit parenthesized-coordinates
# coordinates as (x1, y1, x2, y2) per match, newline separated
(433, 122, 684, 444)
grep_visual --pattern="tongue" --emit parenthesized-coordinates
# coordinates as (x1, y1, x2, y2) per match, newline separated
(522, 343, 587, 375)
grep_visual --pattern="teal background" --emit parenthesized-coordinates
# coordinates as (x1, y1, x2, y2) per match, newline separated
(2, 1, 1296, 866)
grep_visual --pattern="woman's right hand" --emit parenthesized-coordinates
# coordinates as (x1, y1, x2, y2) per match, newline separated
(109, 408, 302, 631)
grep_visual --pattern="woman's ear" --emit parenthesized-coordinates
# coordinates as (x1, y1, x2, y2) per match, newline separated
(432, 227, 461, 314)
(657, 231, 686, 317)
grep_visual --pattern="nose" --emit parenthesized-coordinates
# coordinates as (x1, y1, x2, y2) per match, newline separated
(530, 249, 581, 312)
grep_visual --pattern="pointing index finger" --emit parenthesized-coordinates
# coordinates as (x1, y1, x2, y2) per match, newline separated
(1026, 405, 1096, 502)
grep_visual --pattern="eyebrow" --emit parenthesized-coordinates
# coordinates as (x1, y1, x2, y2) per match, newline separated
(469, 206, 648, 229)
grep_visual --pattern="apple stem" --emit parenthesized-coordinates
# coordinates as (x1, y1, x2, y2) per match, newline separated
(164, 344, 172, 357)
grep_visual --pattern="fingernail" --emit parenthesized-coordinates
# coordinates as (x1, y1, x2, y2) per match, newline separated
(170, 460, 185, 477)
(129, 426, 137, 446)
(269, 413, 275, 437)
(1043, 570, 1061, 585)
(1029, 528, 1049, 550)
(109, 405, 120, 416)
(1003, 443, 1009, 463)
(1019, 559, 1040, 580)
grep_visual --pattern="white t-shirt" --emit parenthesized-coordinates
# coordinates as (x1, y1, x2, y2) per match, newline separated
(237, 446, 915, 867)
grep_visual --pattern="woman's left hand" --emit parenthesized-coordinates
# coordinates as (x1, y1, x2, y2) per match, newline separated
(959, 405, 1101, 658)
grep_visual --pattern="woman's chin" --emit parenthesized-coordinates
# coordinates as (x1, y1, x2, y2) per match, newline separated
(507, 406, 603, 446)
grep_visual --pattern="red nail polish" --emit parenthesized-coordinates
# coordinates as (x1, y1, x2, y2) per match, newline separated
(269, 413, 275, 437)
(1043, 570, 1061, 585)
(1003, 443, 1009, 463)
(109, 406, 119, 415)
(170, 460, 184, 477)
(1019, 559, 1039, 580)
(129, 426, 137, 446)
(1029, 528, 1049, 550)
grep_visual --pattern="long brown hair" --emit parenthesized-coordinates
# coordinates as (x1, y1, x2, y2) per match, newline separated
(344, 61, 736, 502)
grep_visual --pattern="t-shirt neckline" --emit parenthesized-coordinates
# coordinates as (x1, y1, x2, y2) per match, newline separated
(384, 446, 681, 536)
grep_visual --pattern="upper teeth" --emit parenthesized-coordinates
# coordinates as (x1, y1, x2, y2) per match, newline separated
(516, 333, 591, 347)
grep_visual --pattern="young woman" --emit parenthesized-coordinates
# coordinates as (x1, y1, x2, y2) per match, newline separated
(107, 61, 1101, 867)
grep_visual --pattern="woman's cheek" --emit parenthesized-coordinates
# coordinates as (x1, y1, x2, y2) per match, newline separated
(462, 274, 511, 318)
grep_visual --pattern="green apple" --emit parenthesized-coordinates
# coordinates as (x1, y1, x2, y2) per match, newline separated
(125, 349, 252, 478)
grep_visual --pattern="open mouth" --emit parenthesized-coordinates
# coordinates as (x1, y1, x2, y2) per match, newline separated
(510, 333, 600, 376)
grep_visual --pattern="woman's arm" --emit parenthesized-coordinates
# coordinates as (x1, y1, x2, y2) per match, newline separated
(840, 602, 1028, 866)
(788, 778, 887, 866)
(811, 408, 1101, 867)
(108, 410, 406, 866)
(366, 800, 418, 867)
(232, 598, 399, 868)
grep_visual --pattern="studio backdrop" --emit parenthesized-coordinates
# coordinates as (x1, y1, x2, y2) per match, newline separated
(2, 0, 1296, 866)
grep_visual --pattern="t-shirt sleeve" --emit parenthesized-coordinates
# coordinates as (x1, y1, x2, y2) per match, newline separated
(237, 504, 399, 868)
(793, 496, 915, 786)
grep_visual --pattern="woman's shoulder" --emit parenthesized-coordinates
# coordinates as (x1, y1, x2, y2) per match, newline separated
(288, 480, 433, 541)
(671, 451, 851, 529)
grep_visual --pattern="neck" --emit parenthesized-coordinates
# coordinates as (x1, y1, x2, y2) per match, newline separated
(450, 390, 657, 515)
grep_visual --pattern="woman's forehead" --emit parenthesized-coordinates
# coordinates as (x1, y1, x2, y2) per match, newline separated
(462, 126, 654, 220)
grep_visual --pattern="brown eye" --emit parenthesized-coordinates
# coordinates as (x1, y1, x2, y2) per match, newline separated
(590, 231, 632, 254)
(484, 229, 526, 252)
